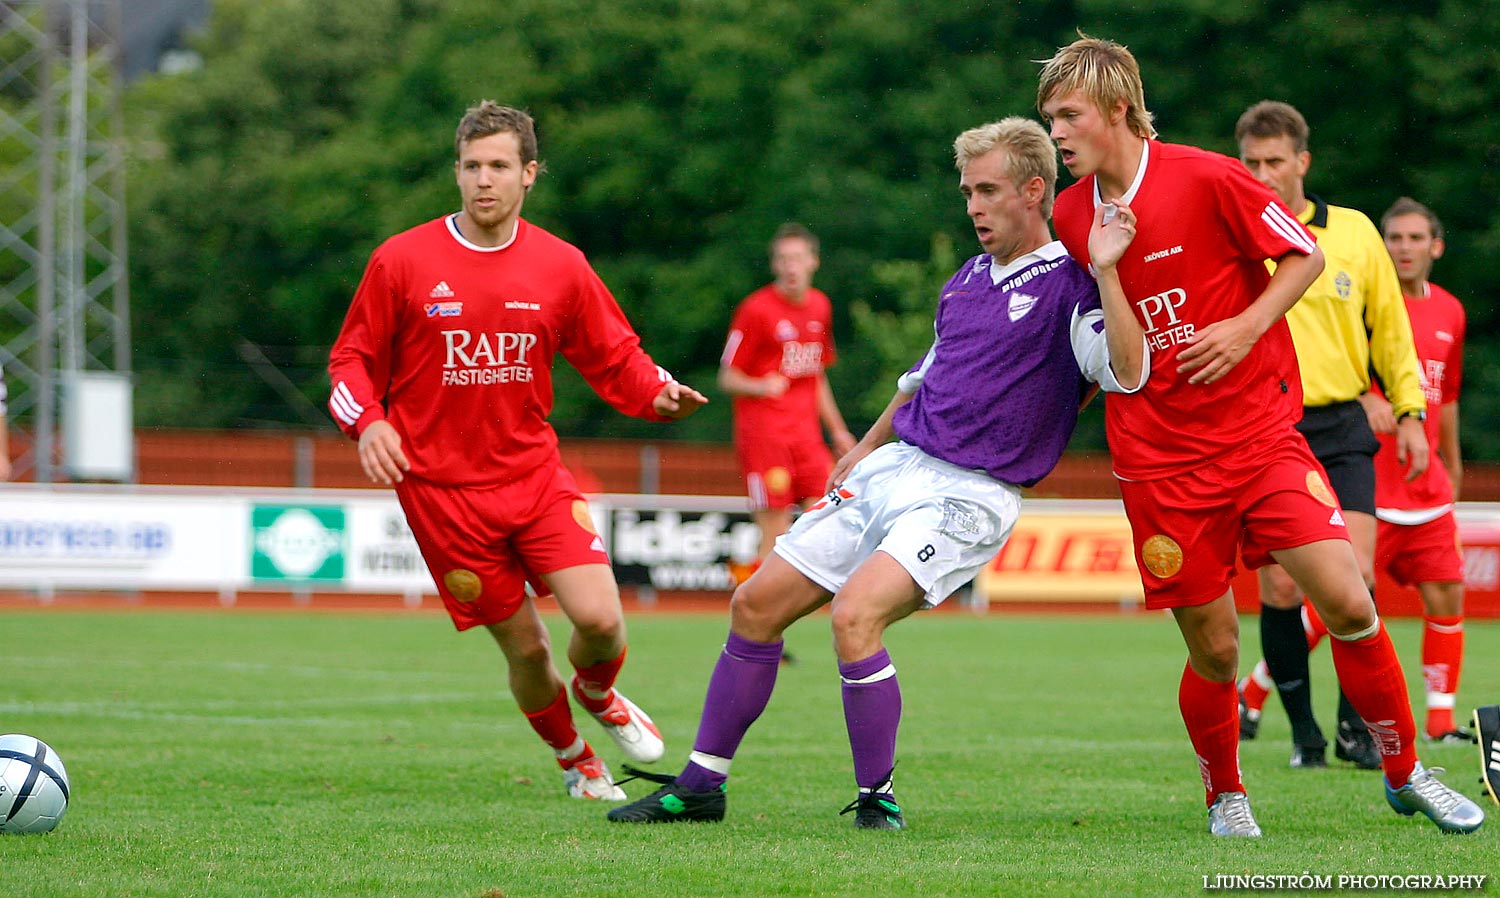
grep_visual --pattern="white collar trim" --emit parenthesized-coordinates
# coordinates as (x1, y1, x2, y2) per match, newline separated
(1092, 138, 1150, 208)
(445, 214, 519, 252)
(988, 241, 1068, 285)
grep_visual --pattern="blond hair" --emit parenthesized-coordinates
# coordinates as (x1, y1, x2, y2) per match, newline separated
(954, 117, 1058, 220)
(1036, 33, 1157, 140)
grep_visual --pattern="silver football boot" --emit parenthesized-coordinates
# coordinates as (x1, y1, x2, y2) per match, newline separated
(1385, 762, 1485, 834)
(1207, 791, 1262, 837)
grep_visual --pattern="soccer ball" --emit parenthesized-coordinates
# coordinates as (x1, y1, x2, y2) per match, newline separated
(0, 734, 71, 834)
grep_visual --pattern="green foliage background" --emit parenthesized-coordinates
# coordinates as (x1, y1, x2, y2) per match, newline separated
(121, 0, 1500, 456)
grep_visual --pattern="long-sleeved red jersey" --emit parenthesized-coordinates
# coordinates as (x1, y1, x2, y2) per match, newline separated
(328, 215, 672, 487)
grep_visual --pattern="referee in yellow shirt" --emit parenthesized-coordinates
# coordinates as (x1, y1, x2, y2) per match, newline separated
(1234, 101, 1428, 770)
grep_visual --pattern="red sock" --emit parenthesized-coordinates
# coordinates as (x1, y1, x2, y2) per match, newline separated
(1239, 660, 1273, 715)
(522, 688, 585, 767)
(1301, 602, 1329, 650)
(1179, 661, 1243, 806)
(572, 648, 627, 714)
(1328, 622, 1417, 786)
(1422, 615, 1464, 736)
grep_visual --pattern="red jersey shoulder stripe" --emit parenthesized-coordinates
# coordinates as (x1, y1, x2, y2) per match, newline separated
(1260, 202, 1316, 254)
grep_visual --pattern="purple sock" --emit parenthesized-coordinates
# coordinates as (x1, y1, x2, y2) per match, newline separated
(676, 631, 784, 791)
(840, 648, 901, 795)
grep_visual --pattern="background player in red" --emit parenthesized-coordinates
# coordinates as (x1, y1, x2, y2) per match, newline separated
(1369, 197, 1470, 742)
(720, 224, 856, 579)
(327, 101, 707, 803)
(1038, 34, 1483, 837)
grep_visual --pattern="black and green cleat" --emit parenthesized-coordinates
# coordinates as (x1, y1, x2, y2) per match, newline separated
(605, 766, 727, 823)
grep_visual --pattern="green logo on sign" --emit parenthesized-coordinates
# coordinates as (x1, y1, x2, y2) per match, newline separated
(251, 505, 345, 581)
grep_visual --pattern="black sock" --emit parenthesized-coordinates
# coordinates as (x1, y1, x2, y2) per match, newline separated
(1261, 603, 1324, 748)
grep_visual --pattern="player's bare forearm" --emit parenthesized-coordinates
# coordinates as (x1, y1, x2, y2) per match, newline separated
(816, 374, 857, 456)
(718, 365, 787, 398)
(1178, 247, 1324, 385)
(829, 389, 910, 488)
(1440, 401, 1462, 498)
(653, 381, 708, 419)
(1088, 200, 1146, 388)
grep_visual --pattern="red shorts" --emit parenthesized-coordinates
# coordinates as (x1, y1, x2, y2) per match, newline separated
(736, 435, 834, 511)
(1118, 429, 1350, 610)
(1377, 513, 1464, 587)
(395, 462, 609, 630)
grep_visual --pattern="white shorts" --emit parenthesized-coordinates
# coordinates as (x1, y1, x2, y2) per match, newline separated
(773, 441, 1022, 607)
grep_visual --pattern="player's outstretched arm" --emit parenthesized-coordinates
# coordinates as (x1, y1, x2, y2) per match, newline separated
(357, 419, 410, 486)
(1087, 200, 1146, 390)
(1178, 246, 1324, 385)
(652, 381, 709, 420)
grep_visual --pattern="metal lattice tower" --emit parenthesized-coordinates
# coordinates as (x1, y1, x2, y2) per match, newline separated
(0, 0, 131, 482)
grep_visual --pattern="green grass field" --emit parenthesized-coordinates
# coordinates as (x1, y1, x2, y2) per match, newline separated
(0, 608, 1494, 897)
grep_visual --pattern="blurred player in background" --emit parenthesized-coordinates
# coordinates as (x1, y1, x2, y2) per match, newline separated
(1040, 34, 1481, 836)
(720, 224, 856, 585)
(1232, 101, 1427, 771)
(1370, 198, 1470, 742)
(327, 101, 706, 803)
(607, 116, 1147, 829)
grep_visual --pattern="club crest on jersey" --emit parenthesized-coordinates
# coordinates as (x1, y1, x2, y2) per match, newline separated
(1007, 291, 1039, 322)
(775, 319, 799, 341)
(425, 301, 463, 318)
(1334, 271, 1352, 300)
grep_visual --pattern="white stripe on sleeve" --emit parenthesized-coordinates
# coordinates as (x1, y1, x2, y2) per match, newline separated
(329, 381, 363, 427)
(1260, 202, 1316, 254)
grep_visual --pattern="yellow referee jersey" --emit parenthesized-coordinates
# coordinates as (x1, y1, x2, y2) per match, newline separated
(1269, 195, 1424, 416)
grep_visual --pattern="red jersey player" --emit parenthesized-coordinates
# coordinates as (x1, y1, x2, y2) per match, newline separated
(1369, 197, 1471, 742)
(1038, 35, 1482, 836)
(720, 225, 855, 575)
(327, 102, 706, 802)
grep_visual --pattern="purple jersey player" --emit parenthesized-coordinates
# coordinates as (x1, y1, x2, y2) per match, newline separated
(607, 117, 1148, 830)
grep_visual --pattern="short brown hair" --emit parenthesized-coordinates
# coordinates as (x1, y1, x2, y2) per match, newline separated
(1235, 101, 1309, 153)
(455, 101, 539, 164)
(953, 117, 1058, 220)
(770, 223, 819, 257)
(1381, 196, 1444, 242)
(1036, 33, 1157, 140)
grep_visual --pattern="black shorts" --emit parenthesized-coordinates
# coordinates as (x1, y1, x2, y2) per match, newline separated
(1295, 400, 1377, 515)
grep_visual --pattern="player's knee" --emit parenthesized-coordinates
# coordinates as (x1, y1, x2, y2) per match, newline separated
(1312, 593, 1376, 636)
(1196, 638, 1240, 681)
(829, 605, 884, 661)
(729, 580, 791, 641)
(569, 607, 624, 645)
(496, 628, 554, 673)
